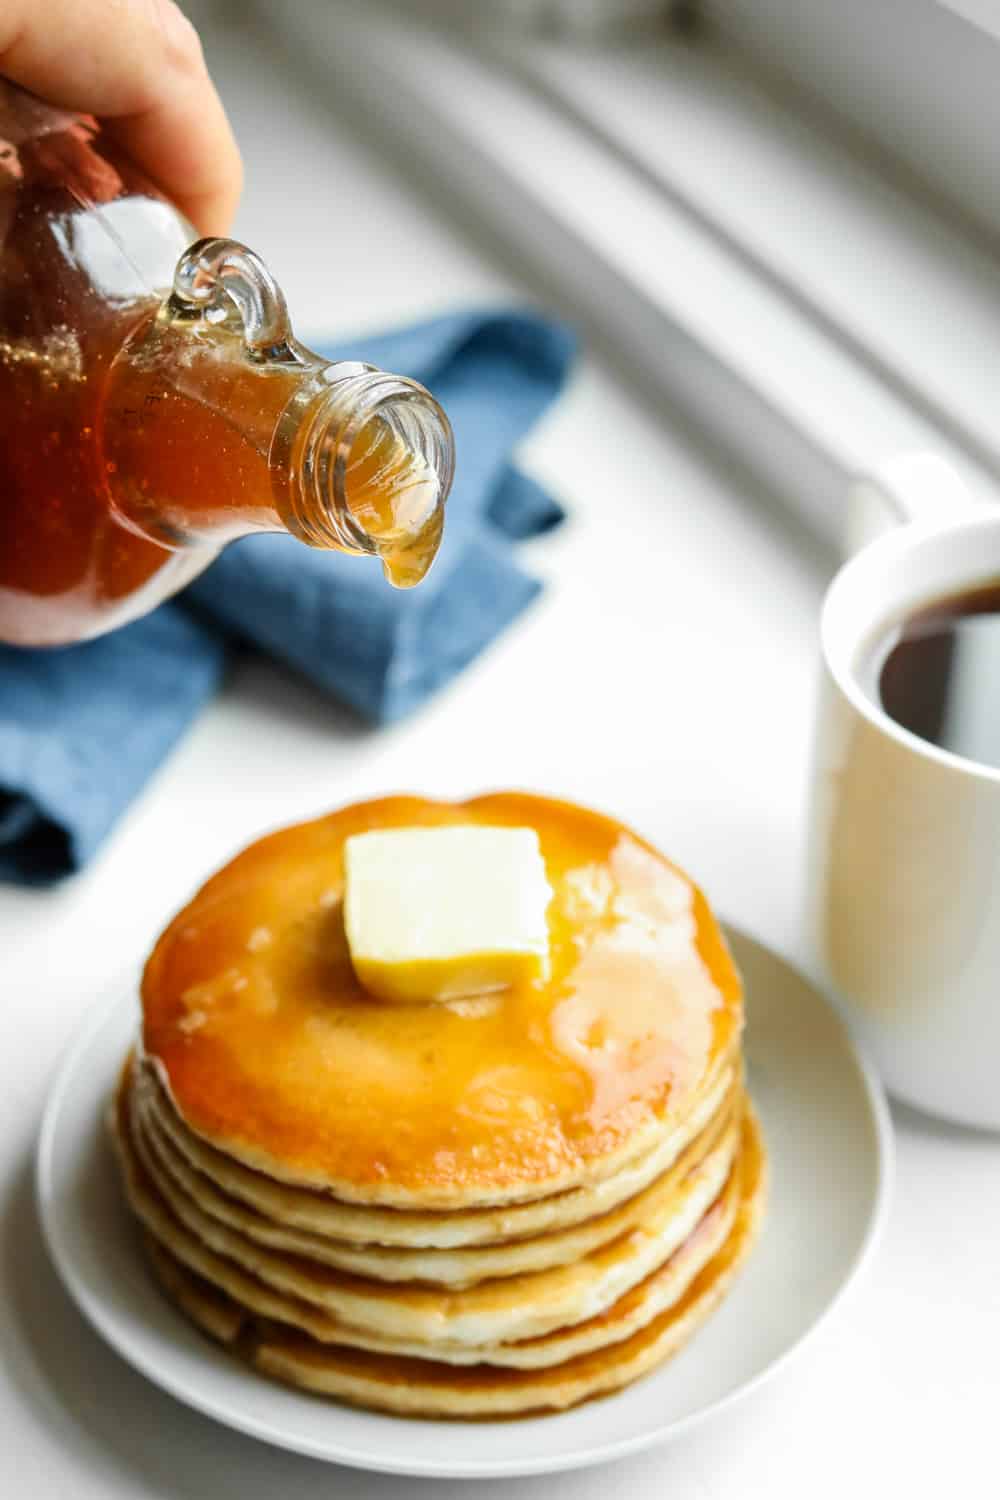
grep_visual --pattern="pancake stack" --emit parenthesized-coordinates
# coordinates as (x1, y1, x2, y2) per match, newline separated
(111, 793, 767, 1417)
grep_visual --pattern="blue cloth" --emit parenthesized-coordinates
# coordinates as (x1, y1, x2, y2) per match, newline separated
(0, 610, 228, 884)
(0, 310, 575, 884)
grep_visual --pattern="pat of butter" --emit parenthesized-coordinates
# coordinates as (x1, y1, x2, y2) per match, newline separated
(343, 826, 552, 1004)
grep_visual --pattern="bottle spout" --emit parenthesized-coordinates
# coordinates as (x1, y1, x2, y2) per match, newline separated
(337, 373, 452, 588)
(281, 365, 455, 588)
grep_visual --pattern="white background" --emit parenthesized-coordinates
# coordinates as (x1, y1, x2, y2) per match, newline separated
(1, 11, 996, 1497)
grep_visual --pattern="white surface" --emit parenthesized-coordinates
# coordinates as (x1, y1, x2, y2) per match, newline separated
(36, 929, 890, 1479)
(708, 0, 1000, 247)
(507, 17, 1000, 482)
(2, 9, 998, 1498)
(940, 0, 1000, 41)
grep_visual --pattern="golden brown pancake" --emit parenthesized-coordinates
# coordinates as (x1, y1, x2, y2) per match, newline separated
(116, 1065, 742, 1348)
(139, 1107, 767, 1416)
(140, 794, 743, 1208)
(135, 1054, 738, 1249)
(137, 1135, 742, 1371)
(133, 1062, 741, 1286)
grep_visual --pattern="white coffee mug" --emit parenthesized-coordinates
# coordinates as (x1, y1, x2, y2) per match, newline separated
(805, 453, 1000, 1129)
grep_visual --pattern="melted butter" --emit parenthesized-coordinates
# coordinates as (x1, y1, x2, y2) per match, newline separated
(142, 794, 743, 1197)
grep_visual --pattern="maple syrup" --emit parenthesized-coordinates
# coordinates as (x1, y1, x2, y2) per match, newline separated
(141, 792, 742, 1200)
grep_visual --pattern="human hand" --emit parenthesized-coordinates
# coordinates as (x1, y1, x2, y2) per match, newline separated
(0, 0, 241, 234)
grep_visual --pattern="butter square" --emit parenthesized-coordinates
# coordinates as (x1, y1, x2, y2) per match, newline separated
(343, 825, 552, 1003)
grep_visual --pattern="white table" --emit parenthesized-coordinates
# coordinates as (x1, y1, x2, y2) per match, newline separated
(2, 15, 996, 1498)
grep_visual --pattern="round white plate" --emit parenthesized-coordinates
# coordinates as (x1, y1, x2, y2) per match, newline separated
(37, 926, 891, 1480)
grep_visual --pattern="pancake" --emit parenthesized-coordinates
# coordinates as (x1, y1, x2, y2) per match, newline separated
(142, 1105, 767, 1416)
(111, 1070, 746, 1367)
(133, 1062, 741, 1286)
(141, 1156, 741, 1370)
(140, 794, 743, 1209)
(116, 1064, 742, 1347)
(136, 1054, 737, 1249)
(113, 791, 767, 1417)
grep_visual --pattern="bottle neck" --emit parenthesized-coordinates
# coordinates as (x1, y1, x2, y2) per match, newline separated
(272, 365, 453, 589)
(102, 239, 454, 589)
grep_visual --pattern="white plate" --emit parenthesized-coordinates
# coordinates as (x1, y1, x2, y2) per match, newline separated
(36, 926, 891, 1480)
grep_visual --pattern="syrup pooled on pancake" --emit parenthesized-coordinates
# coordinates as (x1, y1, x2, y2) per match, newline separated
(141, 794, 742, 1206)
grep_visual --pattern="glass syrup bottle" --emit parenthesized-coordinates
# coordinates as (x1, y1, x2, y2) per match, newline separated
(0, 79, 454, 646)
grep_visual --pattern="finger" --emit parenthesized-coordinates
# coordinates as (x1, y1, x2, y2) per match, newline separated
(0, 0, 242, 234)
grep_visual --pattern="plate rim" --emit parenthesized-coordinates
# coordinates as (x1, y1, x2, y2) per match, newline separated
(35, 924, 894, 1479)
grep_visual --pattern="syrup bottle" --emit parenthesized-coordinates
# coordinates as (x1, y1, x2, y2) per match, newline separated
(0, 80, 454, 646)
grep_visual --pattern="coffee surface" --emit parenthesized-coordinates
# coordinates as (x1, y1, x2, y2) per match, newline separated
(874, 579, 1000, 768)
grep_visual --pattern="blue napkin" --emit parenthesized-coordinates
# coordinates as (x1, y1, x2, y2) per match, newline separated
(0, 311, 575, 884)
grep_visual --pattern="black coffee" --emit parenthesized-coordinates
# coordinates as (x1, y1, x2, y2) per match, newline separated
(874, 579, 1000, 768)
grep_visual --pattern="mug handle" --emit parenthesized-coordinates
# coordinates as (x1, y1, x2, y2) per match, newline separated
(844, 451, 984, 557)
